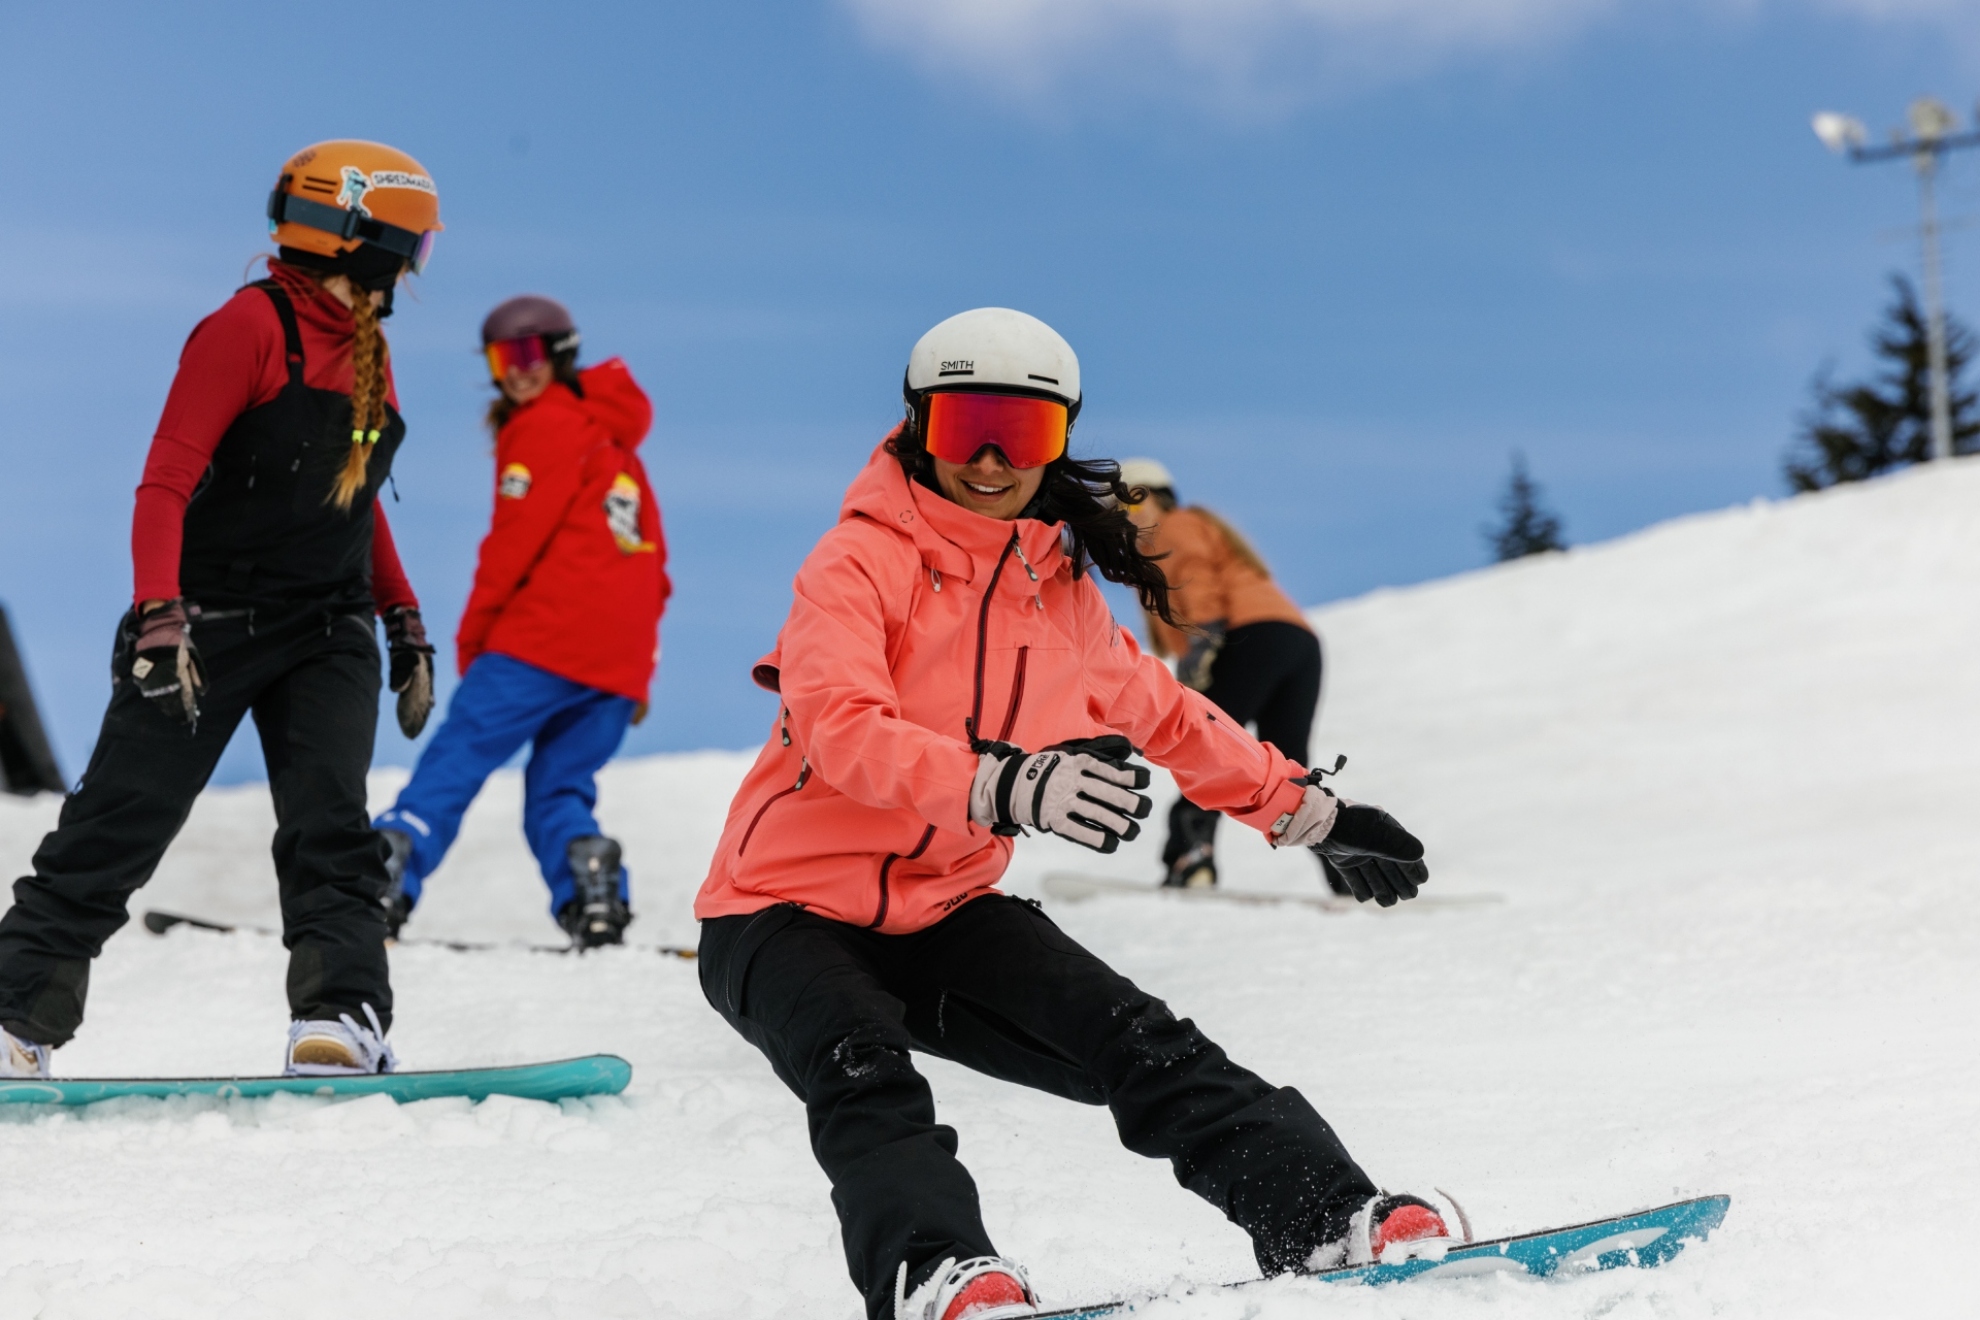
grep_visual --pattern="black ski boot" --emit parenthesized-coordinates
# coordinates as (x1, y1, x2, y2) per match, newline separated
(378, 827, 414, 939)
(1161, 798, 1220, 888)
(558, 835, 632, 949)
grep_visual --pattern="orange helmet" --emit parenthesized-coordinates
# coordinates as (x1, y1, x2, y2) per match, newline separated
(266, 140, 442, 275)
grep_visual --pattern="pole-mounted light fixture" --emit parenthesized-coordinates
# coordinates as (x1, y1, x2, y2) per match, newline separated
(1813, 97, 1980, 462)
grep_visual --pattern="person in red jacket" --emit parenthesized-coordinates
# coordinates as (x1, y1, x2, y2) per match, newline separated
(694, 308, 1445, 1320)
(373, 296, 668, 947)
(0, 140, 444, 1080)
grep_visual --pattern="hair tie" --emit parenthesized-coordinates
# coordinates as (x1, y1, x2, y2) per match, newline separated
(351, 429, 381, 445)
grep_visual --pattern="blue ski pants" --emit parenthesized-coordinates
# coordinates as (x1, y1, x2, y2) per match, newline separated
(375, 652, 634, 916)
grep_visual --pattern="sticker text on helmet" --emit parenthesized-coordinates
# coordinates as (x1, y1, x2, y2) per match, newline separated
(938, 360, 975, 376)
(369, 170, 436, 194)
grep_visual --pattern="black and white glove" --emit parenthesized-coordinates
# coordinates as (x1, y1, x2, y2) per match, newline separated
(383, 606, 435, 739)
(971, 734, 1153, 853)
(1311, 803, 1429, 908)
(130, 599, 205, 726)
(1270, 784, 1340, 849)
(1176, 620, 1226, 692)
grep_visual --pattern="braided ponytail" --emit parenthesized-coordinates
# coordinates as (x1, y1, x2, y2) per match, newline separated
(330, 285, 391, 511)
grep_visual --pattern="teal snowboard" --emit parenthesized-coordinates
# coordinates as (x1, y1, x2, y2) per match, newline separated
(0, 1053, 630, 1107)
(1032, 1195, 1730, 1317)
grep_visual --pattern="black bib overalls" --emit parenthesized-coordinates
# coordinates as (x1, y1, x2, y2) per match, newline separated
(0, 282, 403, 1048)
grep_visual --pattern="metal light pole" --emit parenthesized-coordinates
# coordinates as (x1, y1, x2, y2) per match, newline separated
(1813, 98, 1980, 462)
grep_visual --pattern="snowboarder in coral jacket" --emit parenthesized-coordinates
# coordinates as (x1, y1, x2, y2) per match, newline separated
(695, 308, 1448, 1320)
(0, 139, 445, 1081)
(374, 295, 668, 947)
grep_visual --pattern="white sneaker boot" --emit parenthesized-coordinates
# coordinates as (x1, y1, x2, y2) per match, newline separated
(1, 1026, 50, 1079)
(284, 1004, 397, 1076)
(896, 1256, 1038, 1320)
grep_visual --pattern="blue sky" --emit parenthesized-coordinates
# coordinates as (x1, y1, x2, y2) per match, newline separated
(2, 0, 1976, 785)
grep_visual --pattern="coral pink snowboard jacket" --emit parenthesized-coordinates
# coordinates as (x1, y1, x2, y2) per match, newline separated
(693, 440, 1311, 934)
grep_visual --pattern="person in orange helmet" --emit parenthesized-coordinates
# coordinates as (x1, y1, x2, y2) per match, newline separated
(1118, 459, 1344, 894)
(0, 140, 444, 1081)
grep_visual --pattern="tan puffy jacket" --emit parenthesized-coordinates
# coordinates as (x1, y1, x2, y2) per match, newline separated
(1141, 507, 1309, 659)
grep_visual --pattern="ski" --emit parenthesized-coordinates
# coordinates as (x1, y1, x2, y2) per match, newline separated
(0, 1053, 632, 1107)
(140, 908, 697, 959)
(1041, 871, 1502, 912)
(1029, 1194, 1729, 1316)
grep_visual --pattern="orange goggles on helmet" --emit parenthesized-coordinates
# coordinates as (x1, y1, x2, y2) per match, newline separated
(923, 392, 1069, 470)
(485, 335, 553, 381)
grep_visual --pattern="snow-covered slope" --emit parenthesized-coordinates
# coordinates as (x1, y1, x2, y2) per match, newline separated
(3, 463, 1978, 1319)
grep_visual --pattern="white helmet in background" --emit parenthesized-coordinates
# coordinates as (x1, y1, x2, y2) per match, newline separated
(906, 308, 1081, 412)
(1117, 458, 1175, 494)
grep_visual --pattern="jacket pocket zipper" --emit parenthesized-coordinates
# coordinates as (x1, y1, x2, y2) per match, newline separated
(868, 824, 936, 930)
(994, 646, 1029, 743)
(738, 759, 810, 856)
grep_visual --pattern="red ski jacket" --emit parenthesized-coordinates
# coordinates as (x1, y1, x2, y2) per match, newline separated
(132, 261, 415, 612)
(456, 359, 669, 701)
(693, 439, 1309, 934)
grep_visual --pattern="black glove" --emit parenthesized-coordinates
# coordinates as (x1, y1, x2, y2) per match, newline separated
(970, 734, 1153, 853)
(384, 606, 435, 739)
(130, 599, 205, 725)
(1176, 620, 1226, 692)
(1312, 803, 1429, 908)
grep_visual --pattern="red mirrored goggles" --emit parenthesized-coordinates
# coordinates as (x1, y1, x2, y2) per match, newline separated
(923, 391, 1069, 470)
(485, 334, 551, 381)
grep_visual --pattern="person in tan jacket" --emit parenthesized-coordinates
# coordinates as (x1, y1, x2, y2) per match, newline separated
(1120, 459, 1342, 892)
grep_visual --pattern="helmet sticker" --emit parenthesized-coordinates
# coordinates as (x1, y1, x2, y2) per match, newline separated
(498, 463, 532, 499)
(337, 166, 373, 216)
(368, 170, 436, 195)
(604, 474, 655, 554)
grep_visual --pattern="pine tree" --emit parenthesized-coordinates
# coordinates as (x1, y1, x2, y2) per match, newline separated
(1785, 275, 1980, 492)
(1485, 452, 1566, 562)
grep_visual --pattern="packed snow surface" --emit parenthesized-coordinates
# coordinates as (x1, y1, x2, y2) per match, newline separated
(4, 462, 1979, 1319)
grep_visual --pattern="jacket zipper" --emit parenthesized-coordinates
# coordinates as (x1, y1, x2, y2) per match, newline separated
(738, 759, 810, 856)
(994, 646, 1029, 743)
(964, 533, 1020, 748)
(868, 824, 936, 929)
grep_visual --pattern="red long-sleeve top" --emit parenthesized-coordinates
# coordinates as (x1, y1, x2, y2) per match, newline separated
(131, 261, 417, 612)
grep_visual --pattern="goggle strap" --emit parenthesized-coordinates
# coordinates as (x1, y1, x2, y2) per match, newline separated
(267, 190, 428, 262)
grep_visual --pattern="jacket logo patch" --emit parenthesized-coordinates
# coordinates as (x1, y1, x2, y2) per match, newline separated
(498, 463, 532, 499)
(605, 473, 655, 554)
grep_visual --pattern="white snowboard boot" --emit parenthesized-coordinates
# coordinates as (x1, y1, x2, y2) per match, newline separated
(284, 1004, 397, 1076)
(1, 1026, 50, 1079)
(896, 1256, 1038, 1320)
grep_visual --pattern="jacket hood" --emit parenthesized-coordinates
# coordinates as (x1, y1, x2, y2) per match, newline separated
(571, 358, 653, 450)
(839, 434, 1068, 585)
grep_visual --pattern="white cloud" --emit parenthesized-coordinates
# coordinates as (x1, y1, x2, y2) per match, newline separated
(840, 0, 1975, 112)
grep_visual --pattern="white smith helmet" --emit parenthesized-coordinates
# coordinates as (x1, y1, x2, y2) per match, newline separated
(906, 308, 1081, 409)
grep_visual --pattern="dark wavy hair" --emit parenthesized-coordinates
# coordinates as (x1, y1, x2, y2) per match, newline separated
(887, 403, 1179, 627)
(485, 347, 583, 435)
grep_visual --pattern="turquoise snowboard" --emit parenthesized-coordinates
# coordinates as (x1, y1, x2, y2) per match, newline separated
(0, 1053, 631, 1107)
(1032, 1194, 1730, 1317)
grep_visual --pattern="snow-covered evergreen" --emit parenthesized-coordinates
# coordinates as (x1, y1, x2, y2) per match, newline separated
(3, 463, 1977, 1317)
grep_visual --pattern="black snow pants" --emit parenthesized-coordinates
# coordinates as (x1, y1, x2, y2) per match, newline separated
(0, 603, 392, 1047)
(1164, 621, 1324, 877)
(700, 894, 1375, 1320)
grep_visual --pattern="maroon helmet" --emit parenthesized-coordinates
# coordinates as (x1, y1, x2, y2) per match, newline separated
(481, 295, 580, 354)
